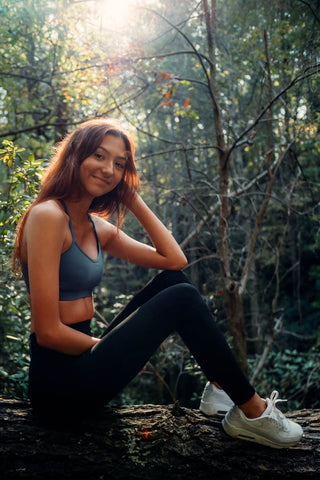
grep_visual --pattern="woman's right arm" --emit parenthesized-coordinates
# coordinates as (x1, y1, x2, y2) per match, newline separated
(26, 202, 99, 355)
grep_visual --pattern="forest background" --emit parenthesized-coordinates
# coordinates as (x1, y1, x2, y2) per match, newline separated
(0, 0, 319, 410)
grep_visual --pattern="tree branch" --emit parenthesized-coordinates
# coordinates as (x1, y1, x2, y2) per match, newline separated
(136, 144, 221, 161)
(296, 0, 320, 24)
(250, 183, 294, 385)
(1, 398, 319, 480)
(138, 50, 214, 68)
(227, 63, 320, 161)
(239, 139, 296, 296)
(141, 7, 216, 108)
(0, 83, 148, 139)
(180, 153, 289, 250)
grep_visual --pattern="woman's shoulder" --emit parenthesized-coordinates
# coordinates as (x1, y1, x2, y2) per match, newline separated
(22, 200, 68, 263)
(27, 200, 67, 230)
(90, 214, 117, 246)
(30, 199, 64, 216)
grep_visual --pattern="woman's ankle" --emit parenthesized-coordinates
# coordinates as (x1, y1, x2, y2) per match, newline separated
(211, 381, 222, 390)
(239, 393, 267, 419)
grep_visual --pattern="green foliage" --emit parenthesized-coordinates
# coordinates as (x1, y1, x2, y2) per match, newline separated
(248, 348, 320, 410)
(0, 139, 43, 399)
(0, 284, 30, 399)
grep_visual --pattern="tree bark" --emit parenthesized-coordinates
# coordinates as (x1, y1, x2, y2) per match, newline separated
(202, 0, 249, 372)
(224, 285, 248, 375)
(0, 398, 319, 480)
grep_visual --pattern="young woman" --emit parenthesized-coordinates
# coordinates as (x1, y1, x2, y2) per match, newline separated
(14, 118, 303, 448)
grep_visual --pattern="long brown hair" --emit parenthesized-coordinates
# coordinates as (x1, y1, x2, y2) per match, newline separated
(13, 118, 140, 269)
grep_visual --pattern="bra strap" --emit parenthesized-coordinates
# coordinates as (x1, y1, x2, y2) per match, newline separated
(59, 199, 75, 240)
(88, 213, 101, 252)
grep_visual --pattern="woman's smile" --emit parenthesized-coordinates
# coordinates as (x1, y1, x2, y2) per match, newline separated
(92, 175, 109, 185)
(79, 134, 127, 198)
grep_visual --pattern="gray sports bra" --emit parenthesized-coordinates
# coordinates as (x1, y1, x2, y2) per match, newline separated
(22, 200, 104, 301)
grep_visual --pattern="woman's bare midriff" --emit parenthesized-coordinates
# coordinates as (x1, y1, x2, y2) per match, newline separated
(29, 295, 95, 333)
(59, 296, 95, 324)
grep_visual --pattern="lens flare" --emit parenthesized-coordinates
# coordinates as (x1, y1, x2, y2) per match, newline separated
(98, 0, 133, 28)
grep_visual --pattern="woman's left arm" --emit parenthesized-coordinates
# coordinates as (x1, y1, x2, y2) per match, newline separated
(101, 193, 188, 270)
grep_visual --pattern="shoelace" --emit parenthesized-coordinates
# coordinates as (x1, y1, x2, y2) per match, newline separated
(268, 390, 290, 430)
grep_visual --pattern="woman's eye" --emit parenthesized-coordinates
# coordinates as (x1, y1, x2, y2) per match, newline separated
(115, 162, 125, 169)
(94, 153, 104, 160)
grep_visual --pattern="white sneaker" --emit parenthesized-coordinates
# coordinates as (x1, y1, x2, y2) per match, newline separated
(222, 390, 303, 448)
(199, 382, 234, 416)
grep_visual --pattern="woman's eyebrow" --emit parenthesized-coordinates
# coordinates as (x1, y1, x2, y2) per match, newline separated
(97, 145, 127, 161)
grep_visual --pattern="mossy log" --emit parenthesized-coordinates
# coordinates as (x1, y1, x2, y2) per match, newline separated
(0, 397, 319, 479)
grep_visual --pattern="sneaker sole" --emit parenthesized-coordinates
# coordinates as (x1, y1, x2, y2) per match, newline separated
(222, 418, 302, 449)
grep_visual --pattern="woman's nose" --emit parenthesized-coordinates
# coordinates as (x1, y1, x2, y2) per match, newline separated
(101, 159, 114, 176)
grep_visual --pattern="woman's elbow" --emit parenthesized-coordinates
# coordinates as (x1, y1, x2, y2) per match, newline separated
(179, 256, 188, 270)
(169, 254, 188, 271)
(35, 328, 59, 349)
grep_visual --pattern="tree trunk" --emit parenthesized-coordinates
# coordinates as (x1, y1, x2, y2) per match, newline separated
(1, 398, 319, 480)
(202, 0, 248, 372)
(224, 285, 248, 375)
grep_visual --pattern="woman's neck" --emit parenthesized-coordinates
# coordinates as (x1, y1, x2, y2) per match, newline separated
(63, 198, 93, 223)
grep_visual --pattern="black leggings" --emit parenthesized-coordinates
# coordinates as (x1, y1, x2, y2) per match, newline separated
(29, 271, 255, 416)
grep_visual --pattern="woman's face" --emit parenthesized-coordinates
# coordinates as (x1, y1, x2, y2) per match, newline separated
(79, 134, 127, 199)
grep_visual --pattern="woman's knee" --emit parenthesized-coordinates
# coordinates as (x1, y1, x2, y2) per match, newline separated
(165, 282, 202, 308)
(153, 269, 190, 288)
